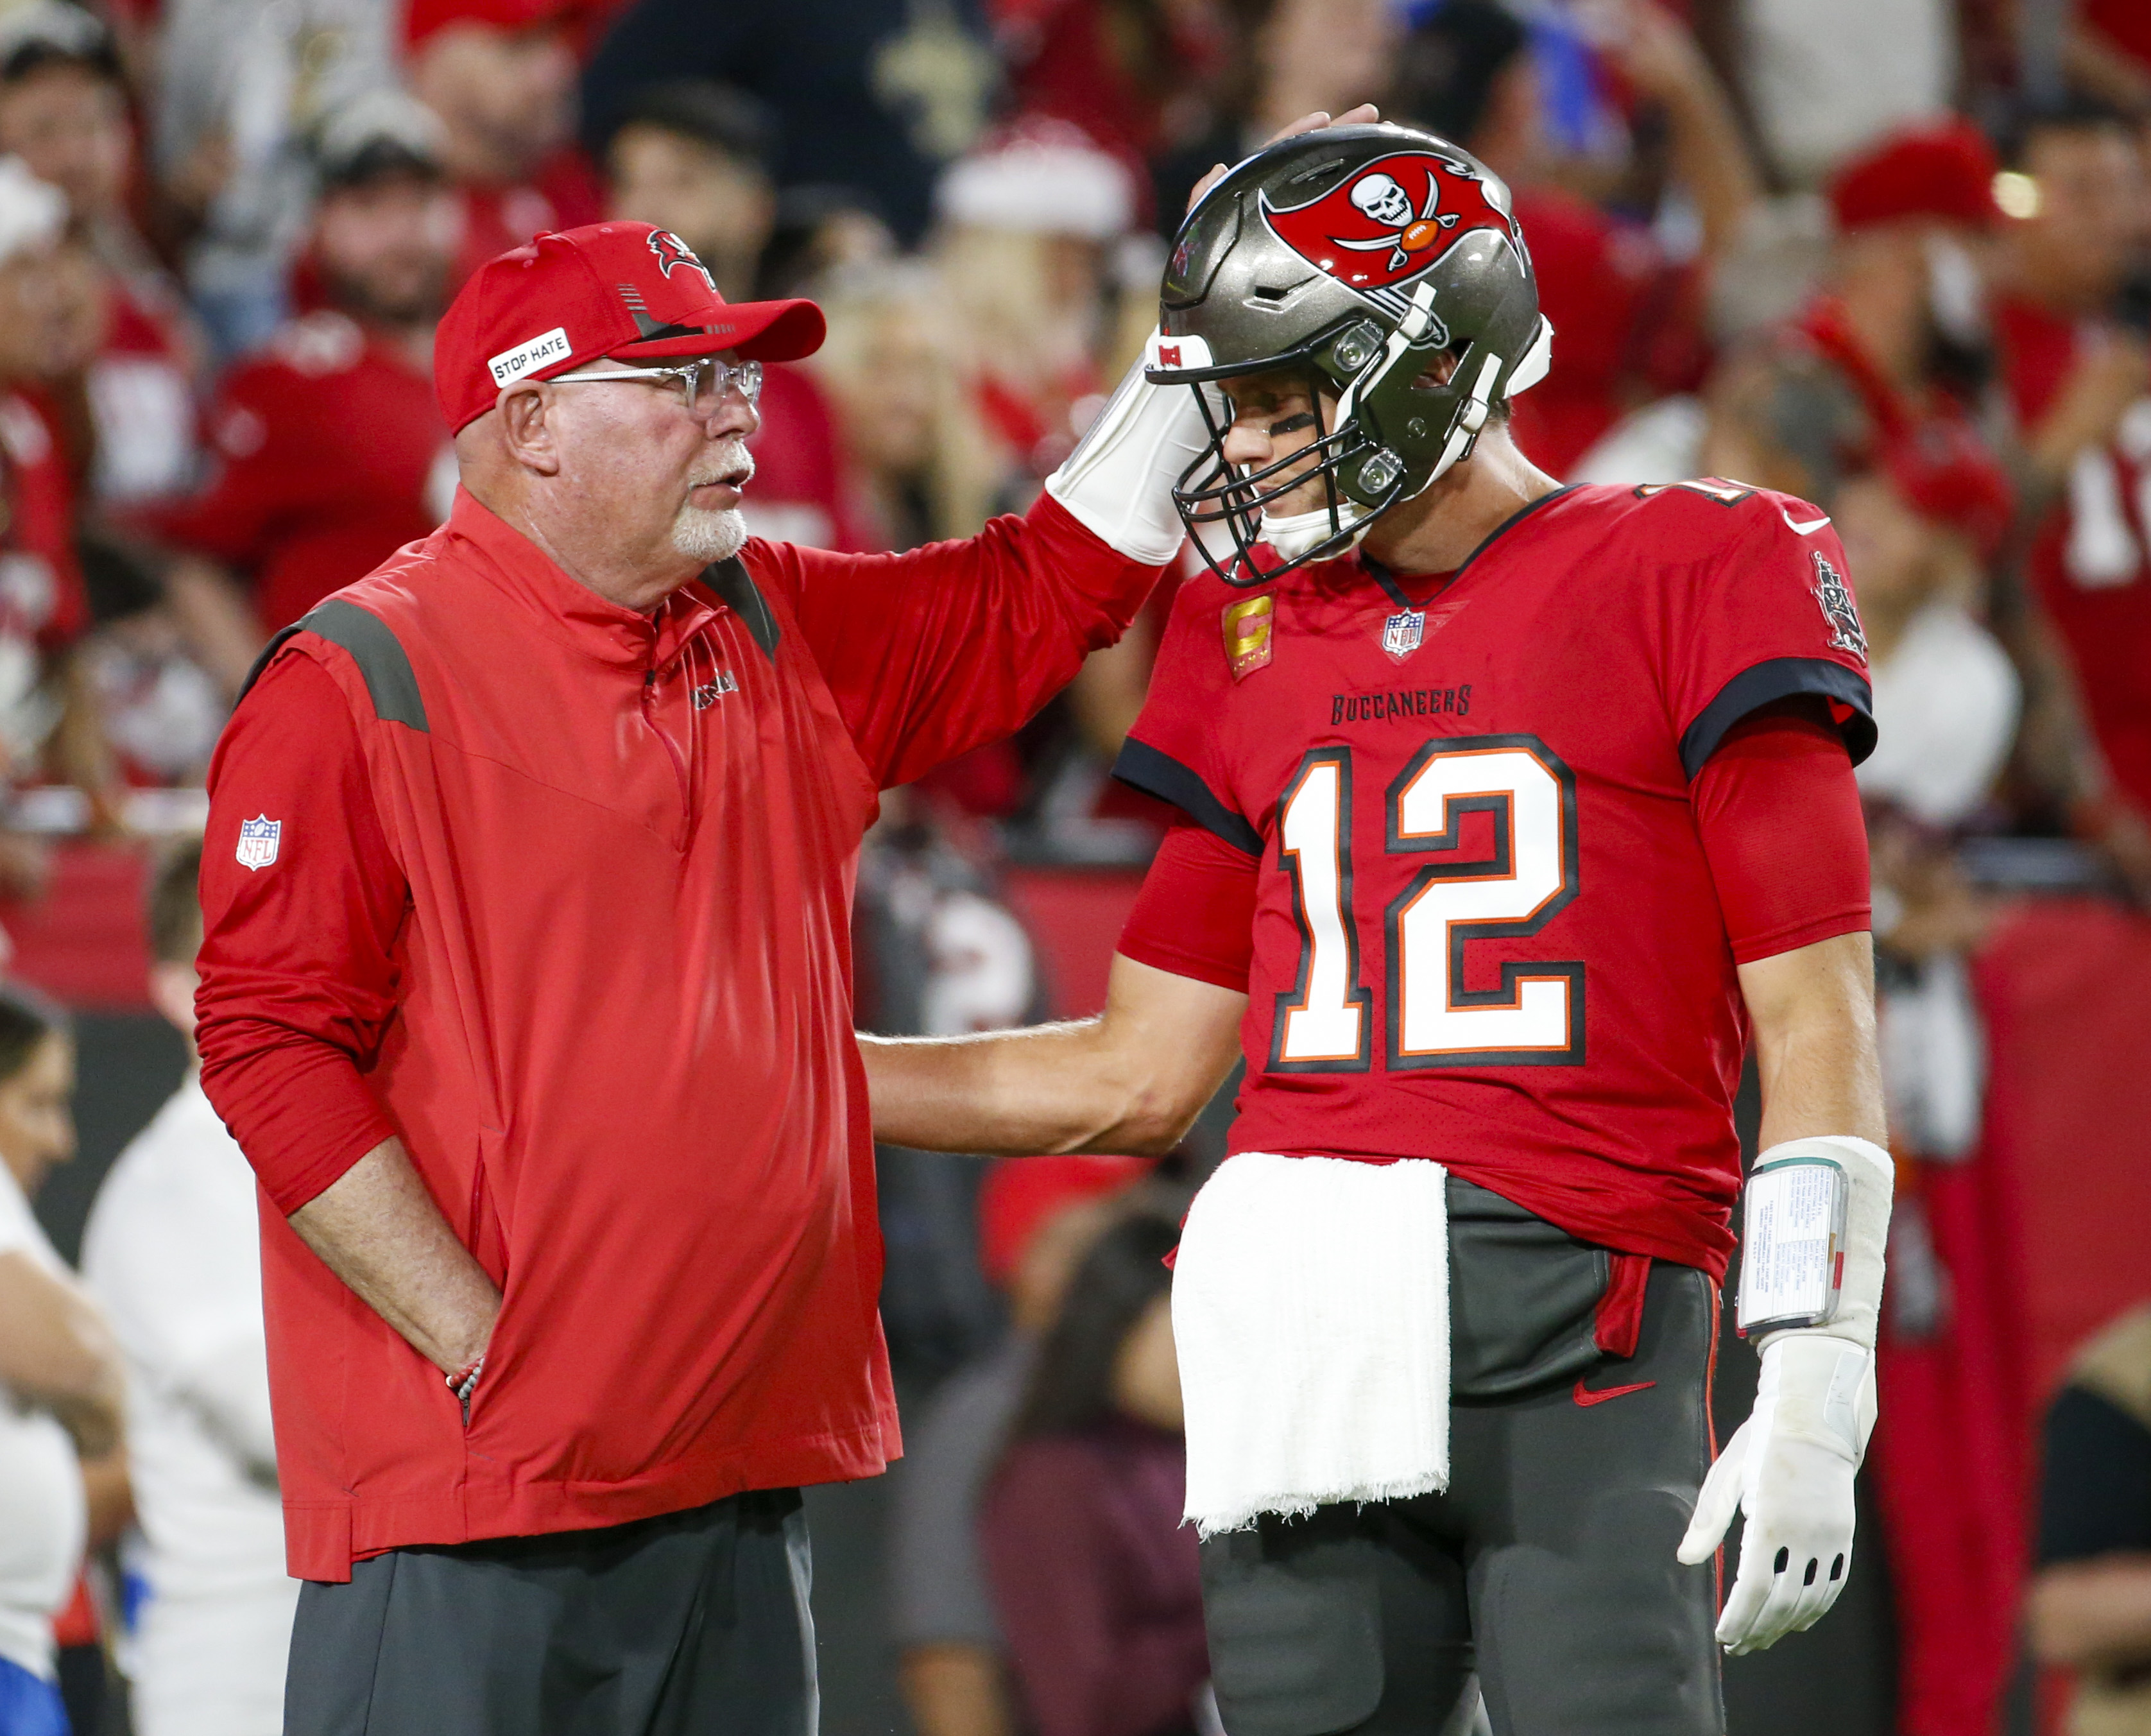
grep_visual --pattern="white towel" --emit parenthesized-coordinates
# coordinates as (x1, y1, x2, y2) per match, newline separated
(1172, 1151, 1451, 1537)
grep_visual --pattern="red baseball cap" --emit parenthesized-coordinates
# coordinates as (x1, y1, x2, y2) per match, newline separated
(403, 0, 568, 52)
(1830, 118, 2001, 234)
(434, 221, 826, 432)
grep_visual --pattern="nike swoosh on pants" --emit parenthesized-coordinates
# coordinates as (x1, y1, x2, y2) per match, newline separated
(1573, 1376, 1658, 1406)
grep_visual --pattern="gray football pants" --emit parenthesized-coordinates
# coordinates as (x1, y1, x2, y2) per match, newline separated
(1199, 1235, 1723, 1736)
(283, 1488, 816, 1736)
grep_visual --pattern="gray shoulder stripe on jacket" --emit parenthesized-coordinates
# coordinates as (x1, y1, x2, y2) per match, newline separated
(705, 557, 779, 662)
(233, 598, 429, 732)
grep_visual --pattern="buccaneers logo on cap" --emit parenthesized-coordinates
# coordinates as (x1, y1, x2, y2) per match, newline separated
(1260, 152, 1520, 297)
(647, 229, 715, 290)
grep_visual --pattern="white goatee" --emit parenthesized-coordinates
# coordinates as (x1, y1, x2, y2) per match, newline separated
(673, 440, 755, 564)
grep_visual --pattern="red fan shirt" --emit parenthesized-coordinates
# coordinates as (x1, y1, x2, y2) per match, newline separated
(1996, 296, 2151, 814)
(88, 271, 201, 506)
(0, 391, 89, 653)
(1113, 482, 1874, 1279)
(153, 312, 452, 632)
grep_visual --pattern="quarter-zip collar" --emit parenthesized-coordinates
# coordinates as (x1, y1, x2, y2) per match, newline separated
(440, 486, 723, 676)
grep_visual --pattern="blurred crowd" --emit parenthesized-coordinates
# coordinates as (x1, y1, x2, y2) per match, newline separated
(0, 0, 2146, 1730)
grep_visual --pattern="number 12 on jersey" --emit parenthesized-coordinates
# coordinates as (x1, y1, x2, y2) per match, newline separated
(1274, 734, 1584, 1071)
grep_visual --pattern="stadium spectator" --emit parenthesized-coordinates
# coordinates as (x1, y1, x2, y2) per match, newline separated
(891, 1156, 1153, 1736)
(604, 80, 857, 549)
(754, 186, 901, 303)
(0, 1, 205, 509)
(405, 0, 603, 292)
(149, 0, 395, 358)
(930, 120, 1133, 486)
(0, 156, 118, 839)
(1991, 100, 2151, 827)
(581, 0, 997, 247)
(982, 1208, 1207, 1736)
(2030, 1301, 2151, 1733)
(1701, 120, 2009, 540)
(153, 91, 458, 636)
(808, 262, 1004, 552)
(603, 80, 775, 302)
(75, 537, 230, 786)
(0, 983, 124, 1736)
(1386, 0, 1759, 480)
(82, 839, 293, 1736)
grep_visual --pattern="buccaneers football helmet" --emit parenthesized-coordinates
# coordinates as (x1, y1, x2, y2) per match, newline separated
(1149, 123, 1552, 583)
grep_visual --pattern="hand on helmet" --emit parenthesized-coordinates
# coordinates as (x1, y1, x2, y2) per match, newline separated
(1188, 104, 1383, 212)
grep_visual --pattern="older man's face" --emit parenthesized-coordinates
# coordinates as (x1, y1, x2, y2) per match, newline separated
(540, 355, 762, 581)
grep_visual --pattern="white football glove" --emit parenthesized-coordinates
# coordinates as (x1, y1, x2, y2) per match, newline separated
(1676, 1332, 1875, 1653)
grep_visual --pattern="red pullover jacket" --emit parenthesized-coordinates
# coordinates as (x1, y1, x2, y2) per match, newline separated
(196, 486, 1160, 1580)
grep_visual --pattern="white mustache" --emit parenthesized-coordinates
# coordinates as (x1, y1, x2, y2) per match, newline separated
(688, 442, 755, 492)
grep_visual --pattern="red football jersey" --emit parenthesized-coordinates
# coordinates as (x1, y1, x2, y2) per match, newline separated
(1996, 297, 2151, 814)
(153, 311, 452, 632)
(1115, 482, 1874, 1278)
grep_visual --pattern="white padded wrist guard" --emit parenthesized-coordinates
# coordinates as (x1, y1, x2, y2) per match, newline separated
(1742, 1135, 1892, 1355)
(1043, 331, 1219, 566)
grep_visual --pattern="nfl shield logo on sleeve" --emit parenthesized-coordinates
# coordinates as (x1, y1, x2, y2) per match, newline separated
(1382, 609, 1425, 662)
(236, 816, 281, 871)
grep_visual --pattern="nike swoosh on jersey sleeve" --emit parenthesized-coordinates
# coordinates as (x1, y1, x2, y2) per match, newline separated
(1781, 508, 1833, 535)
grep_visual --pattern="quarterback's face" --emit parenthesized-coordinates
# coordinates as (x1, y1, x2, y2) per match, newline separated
(1218, 369, 1339, 518)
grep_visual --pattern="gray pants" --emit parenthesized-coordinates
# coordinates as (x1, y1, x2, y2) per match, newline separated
(284, 1488, 817, 1736)
(1200, 1203, 1723, 1736)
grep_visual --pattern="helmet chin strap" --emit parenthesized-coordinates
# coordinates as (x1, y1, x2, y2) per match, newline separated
(1260, 497, 1373, 561)
(1254, 307, 1551, 565)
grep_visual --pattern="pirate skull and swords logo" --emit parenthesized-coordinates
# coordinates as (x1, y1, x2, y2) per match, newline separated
(1260, 151, 1521, 295)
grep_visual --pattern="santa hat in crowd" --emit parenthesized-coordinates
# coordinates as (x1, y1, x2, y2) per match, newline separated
(402, 0, 573, 53)
(1829, 117, 2003, 233)
(0, 157, 64, 270)
(934, 117, 1138, 242)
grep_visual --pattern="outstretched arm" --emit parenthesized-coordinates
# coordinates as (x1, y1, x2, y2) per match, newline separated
(1597, 0, 1760, 266)
(861, 954, 1246, 1157)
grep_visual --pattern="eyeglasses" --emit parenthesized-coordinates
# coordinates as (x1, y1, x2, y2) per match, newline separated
(546, 357, 764, 417)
